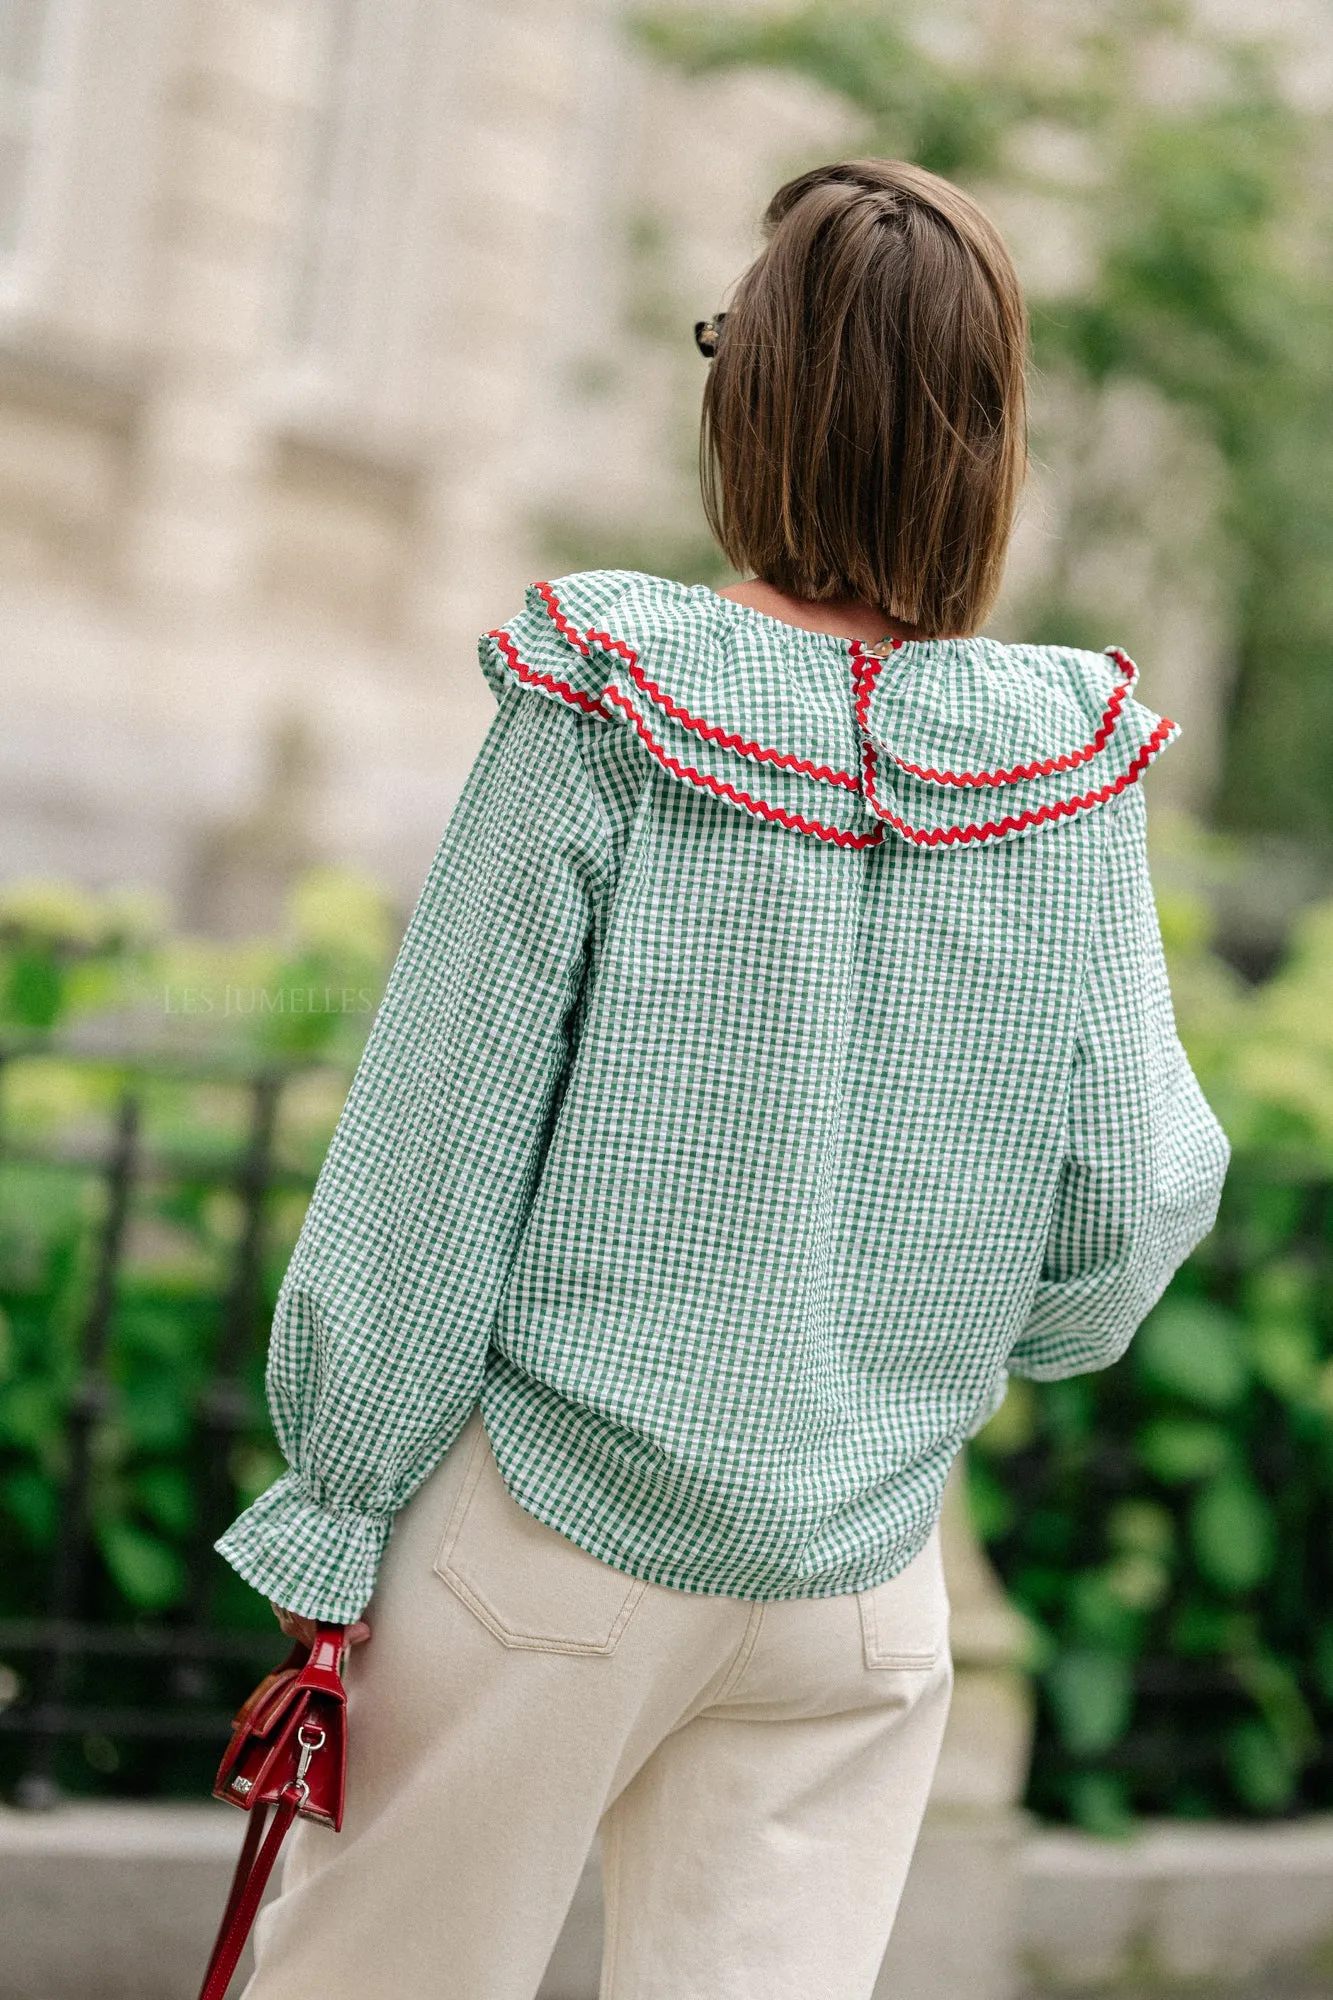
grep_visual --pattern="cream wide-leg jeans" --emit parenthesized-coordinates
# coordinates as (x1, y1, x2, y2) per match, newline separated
(242, 1408, 953, 2000)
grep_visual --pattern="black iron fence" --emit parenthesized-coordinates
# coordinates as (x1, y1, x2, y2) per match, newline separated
(0, 1034, 347, 1805)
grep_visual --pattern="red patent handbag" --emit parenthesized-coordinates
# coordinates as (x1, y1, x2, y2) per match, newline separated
(197, 1623, 348, 2000)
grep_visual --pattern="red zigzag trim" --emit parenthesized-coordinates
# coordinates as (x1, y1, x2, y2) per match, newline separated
(488, 589, 1172, 850)
(850, 642, 1175, 848)
(599, 684, 885, 848)
(534, 581, 861, 790)
(487, 619, 880, 847)
(486, 626, 602, 715)
(890, 645, 1139, 787)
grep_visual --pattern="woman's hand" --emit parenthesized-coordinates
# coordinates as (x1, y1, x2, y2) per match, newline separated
(271, 1603, 372, 1650)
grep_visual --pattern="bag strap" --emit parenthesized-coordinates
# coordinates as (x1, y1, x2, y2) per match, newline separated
(198, 1622, 348, 2000)
(198, 1792, 300, 2000)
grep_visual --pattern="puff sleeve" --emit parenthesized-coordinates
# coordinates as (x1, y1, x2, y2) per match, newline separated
(1006, 785, 1230, 1380)
(215, 682, 614, 1621)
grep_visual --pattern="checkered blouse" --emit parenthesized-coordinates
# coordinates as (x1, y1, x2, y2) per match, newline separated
(217, 570, 1229, 1623)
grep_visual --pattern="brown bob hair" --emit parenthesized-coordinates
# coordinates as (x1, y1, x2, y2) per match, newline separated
(700, 159, 1028, 638)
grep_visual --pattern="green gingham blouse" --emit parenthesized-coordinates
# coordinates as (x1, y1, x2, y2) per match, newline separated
(217, 569, 1229, 1623)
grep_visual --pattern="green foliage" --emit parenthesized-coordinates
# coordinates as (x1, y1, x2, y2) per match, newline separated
(0, 866, 396, 1066)
(1046, 1651, 1136, 1758)
(0, 870, 394, 1797)
(8, 859, 1333, 1818)
(633, 1, 1333, 842)
(634, 6, 1066, 180)
(1136, 1300, 1249, 1410)
(1040, 79, 1333, 844)
(961, 876, 1333, 1827)
(0, 883, 165, 1031)
(973, 1167, 1333, 1828)
(1189, 1472, 1276, 1595)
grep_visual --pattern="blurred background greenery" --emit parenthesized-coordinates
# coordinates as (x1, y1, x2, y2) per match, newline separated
(0, 872, 398, 1796)
(630, 0, 1333, 880)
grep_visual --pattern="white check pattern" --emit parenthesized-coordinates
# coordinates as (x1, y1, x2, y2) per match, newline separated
(216, 571, 1230, 1622)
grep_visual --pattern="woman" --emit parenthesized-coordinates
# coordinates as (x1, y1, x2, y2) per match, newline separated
(218, 158, 1229, 1999)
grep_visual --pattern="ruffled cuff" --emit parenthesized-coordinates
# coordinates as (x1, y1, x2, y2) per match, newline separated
(214, 1471, 392, 1625)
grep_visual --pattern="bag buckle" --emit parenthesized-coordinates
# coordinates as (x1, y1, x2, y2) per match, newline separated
(283, 1720, 326, 1806)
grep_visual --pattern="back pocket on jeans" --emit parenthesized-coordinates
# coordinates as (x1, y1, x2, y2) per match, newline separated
(856, 1526, 950, 1671)
(433, 1421, 648, 1655)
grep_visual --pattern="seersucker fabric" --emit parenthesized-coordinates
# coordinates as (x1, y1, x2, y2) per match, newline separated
(216, 569, 1229, 1623)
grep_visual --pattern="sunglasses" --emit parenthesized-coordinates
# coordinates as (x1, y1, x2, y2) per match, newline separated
(693, 314, 727, 358)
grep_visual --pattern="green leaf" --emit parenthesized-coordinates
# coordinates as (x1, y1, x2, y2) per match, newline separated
(115, 1296, 210, 1361)
(96, 1519, 185, 1611)
(1227, 1719, 1297, 1812)
(288, 867, 396, 965)
(1136, 1416, 1233, 1483)
(971, 1375, 1037, 1456)
(1107, 1499, 1175, 1557)
(1136, 1301, 1249, 1410)
(229, 1441, 288, 1508)
(1236, 1183, 1306, 1260)
(1042, 1378, 1094, 1444)
(3, 946, 65, 1028)
(1045, 1650, 1135, 1756)
(1067, 1570, 1144, 1650)
(116, 1376, 191, 1453)
(965, 1455, 1016, 1542)
(1230, 1649, 1318, 1763)
(1, 1466, 59, 1546)
(1249, 1319, 1319, 1400)
(1104, 1552, 1171, 1614)
(0, 1379, 66, 1457)
(1171, 1602, 1242, 1657)
(1065, 1771, 1136, 1839)
(1025, 1507, 1076, 1563)
(132, 1466, 194, 1537)
(1190, 1474, 1276, 1594)
(1245, 1257, 1316, 1320)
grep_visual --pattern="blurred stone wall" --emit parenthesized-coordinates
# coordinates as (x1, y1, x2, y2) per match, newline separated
(0, 0, 870, 932)
(0, 0, 629, 927)
(4, 0, 1324, 926)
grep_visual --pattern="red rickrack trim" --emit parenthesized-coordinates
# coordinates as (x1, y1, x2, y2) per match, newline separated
(491, 615, 880, 846)
(533, 581, 591, 656)
(493, 600, 1171, 851)
(888, 645, 1139, 788)
(599, 684, 885, 848)
(534, 581, 860, 791)
(850, 642, 1174, 848)
(486, 627, 605, 716)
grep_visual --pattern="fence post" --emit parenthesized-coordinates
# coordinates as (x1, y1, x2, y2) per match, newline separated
(184, 1069, 282, 1648)
(16, 1088, 140, 1808)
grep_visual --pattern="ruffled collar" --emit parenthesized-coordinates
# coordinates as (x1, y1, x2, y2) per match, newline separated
(480, 569, 1176, 850)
